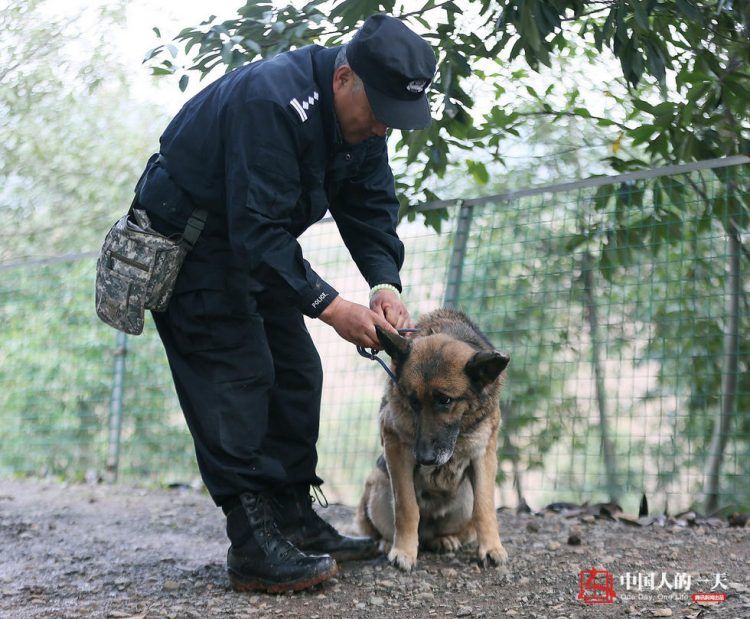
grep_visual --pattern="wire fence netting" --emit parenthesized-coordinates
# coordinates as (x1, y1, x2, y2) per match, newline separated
(0, 159, 747, 513)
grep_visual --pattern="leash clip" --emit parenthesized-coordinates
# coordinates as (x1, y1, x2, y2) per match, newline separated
(356, 328, 419, 384)
(356, 345, 398, 383)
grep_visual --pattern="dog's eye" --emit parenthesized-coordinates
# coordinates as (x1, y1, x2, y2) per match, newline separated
(434, 394, 453, 407)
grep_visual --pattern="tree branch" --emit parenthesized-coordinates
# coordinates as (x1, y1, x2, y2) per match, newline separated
(514, 110, 631, 130)
(560, 4, 616, 22)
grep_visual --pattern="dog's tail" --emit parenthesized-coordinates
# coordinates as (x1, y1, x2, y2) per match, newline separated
(355, 473, 382, 540)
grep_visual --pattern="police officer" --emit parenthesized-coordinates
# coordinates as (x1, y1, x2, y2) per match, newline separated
(135, 15, 436, 592)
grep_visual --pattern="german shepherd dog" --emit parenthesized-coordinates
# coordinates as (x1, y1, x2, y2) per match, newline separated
(357, 309, 510, 571)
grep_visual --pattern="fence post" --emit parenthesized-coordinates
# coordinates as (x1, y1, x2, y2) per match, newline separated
(703, 230, 741, 513)
(443, 201, 473, 308)
(105, 330, 127, 482)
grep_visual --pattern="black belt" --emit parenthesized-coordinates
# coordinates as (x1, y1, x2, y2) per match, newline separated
(135, 153, 208, 251)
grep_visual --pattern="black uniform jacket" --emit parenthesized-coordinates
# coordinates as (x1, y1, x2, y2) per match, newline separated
(138, 45, 405, 318)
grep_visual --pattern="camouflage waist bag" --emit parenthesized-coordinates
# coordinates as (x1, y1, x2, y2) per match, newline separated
(95, 207, 207, 335)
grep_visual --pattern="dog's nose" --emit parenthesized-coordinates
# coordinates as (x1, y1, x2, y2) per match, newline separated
(416, 451, 439, 466)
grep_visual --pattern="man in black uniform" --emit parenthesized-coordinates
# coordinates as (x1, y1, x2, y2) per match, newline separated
(135, 15, 436, 592)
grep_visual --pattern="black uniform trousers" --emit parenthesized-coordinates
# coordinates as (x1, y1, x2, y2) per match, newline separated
(150, 215, 324, 509)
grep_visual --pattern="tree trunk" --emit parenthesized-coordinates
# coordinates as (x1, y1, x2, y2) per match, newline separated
(582, 251, 619, 501)
(703, 231, 741, 513)
(499, 404, 524, 505)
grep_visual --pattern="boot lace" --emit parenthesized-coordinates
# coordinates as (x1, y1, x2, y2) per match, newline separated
(245, 493, 297, 560)
(311, 485, 329, 508)
(304, 486, 338, 536)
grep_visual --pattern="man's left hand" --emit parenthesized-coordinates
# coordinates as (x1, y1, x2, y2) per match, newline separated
(370, 289, 412, 330)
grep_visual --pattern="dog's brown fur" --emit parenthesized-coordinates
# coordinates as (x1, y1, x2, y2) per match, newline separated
(356, 309, 510, 571)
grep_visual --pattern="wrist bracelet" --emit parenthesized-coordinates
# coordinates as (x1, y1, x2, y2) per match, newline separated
(369, 283, 401, 300)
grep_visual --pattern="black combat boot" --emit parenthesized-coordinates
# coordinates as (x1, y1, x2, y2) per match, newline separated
(226, 492, 338, 593)
(273, 485, 379, 562)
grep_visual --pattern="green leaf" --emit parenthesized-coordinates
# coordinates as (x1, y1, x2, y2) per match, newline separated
(660, 177, 686, 205)
(632, 98, 655, 114)
(616, 182, 645, 214)
(422, 208, 449, 234)
(725, 76, 750, 102)
(651, 133, 670, 158)
(644, 38, 666, 82)
(600, 241, 616, 282)
(629, 124, 656, 146)
(520, 0, 542, 52)
(632, 0, 649, 30)
(676, 0, 703, 22)
(467, 160, 489, 185)
(142, 45, 163, 63)
(598, 11, 615, 50)
(614, 226, 635, 265)
(178, 74, 189, 92)
(508, 36, 525, 61)
(176, 27, 197, 39)
(221, 40, 234, 66)
(652, 184, 663, 213)
(652, 101, 676, 119)
(152, 27, 161, 39)
(405, 128, 430, 164)
(244, 38, 262, 55)
(564, 233, 588, 253)
(594, 185, 613, 212)
(414, 15, 431, 30)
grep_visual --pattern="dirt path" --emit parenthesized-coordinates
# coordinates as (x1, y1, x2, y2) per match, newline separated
(0, 479, 748, 618)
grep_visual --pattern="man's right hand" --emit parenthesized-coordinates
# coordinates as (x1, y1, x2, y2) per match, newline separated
(319, 296, 397, 349)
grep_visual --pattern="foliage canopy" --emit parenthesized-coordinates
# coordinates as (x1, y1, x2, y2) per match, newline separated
(147, 0, 749, 209)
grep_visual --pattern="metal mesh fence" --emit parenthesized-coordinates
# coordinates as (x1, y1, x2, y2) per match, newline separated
(0, 157, 747, 513)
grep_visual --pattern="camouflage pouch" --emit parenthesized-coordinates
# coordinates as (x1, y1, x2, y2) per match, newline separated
(95, 208, 205, 335)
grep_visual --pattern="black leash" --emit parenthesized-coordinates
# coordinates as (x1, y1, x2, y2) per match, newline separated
(356, 328, 419, 384)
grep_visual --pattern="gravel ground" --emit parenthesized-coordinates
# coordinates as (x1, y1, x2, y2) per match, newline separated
(0, 479, 748, 619)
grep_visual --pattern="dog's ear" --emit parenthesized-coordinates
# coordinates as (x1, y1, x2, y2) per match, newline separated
(375, 325, 411, 364)
(465, 351, 510, 386)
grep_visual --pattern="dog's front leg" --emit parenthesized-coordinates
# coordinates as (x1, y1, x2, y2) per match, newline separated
(471, 434, 507, 567)
(383, 429, 420, 571)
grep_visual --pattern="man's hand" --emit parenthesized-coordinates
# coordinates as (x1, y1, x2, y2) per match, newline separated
(319, 296, 397, 348)
(370, 289, 412, 330)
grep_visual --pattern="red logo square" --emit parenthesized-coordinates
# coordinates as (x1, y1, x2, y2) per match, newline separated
(578, 568, 617, 604)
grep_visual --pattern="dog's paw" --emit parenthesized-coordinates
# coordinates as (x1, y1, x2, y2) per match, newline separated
(388, 546, 417, 572)
(425, 535, 462, 553)
(378, 539, 392, 555)
(458, 525, 477, 548)
(477, 542, 508, 568)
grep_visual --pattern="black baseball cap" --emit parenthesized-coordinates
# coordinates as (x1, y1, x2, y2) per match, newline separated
(346, 14, 436, 130)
